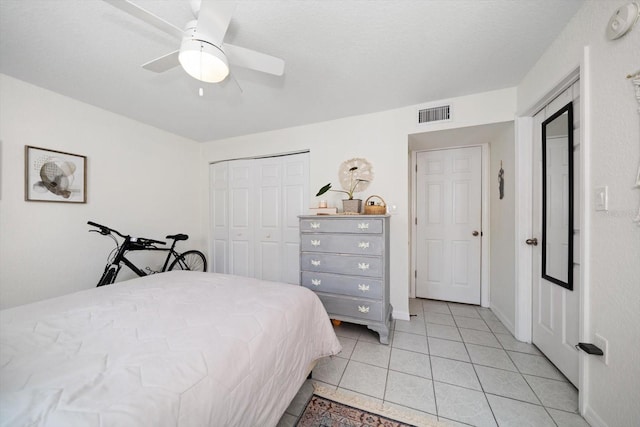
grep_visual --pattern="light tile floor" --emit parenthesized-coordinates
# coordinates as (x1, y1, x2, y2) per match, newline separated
(277, 298, 590, 427)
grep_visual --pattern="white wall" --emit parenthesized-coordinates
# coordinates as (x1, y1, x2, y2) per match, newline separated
(488, 122, 516, 332)
(0, 75, 203, 309)
(517, 2, 640, 426)
(201, 88, 516, 320)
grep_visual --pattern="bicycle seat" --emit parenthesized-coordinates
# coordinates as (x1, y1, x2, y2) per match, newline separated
(166, 233, 188, 241)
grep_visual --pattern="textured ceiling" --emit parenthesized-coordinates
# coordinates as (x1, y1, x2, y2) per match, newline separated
(0, 0, 584, 142)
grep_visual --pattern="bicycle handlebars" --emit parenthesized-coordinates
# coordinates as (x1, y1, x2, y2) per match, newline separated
(88, 221, 121, 237)
(87, 221, 166, 245)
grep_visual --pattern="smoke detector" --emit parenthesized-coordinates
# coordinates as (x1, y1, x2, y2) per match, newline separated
(606, 2, 640, 40)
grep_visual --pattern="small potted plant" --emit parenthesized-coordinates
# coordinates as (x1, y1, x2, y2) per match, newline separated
(316, 166, 368, 213)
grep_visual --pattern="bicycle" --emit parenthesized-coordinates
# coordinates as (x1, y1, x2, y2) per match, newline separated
(88, 221, 207, 287)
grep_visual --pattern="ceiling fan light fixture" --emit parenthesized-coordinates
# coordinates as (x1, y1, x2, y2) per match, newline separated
(178, 38, 229, 83)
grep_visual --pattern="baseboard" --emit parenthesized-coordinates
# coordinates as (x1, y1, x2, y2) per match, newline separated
(393, 310, 410, 321)
(489, 304, 516, 337)
(584, 406, 608, 427)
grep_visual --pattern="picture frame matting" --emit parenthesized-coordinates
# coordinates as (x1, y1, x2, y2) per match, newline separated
(25, 145, 87, 203)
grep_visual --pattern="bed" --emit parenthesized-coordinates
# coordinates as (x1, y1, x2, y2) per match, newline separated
(0, 271, 342, 426)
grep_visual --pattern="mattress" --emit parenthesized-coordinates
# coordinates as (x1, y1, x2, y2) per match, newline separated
(0, 271, 342, 426)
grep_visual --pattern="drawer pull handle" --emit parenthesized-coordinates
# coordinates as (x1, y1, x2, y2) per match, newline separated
(311, 260, 321, 266)
(311, 279, 321, 286)
(358, 241, 370, 249)
(358, 262, 370, 270)
(311, 239, 321, 246)
(310, 222, 321, 229)
(358, 284, 370, 292)
(358, 305, 370, 313)
(357, 223, 369, 229)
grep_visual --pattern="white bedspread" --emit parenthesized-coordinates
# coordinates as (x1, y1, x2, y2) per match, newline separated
(0, 271, 341, 427)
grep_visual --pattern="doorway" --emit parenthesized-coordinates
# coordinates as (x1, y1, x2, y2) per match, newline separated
(414, 147, 483, 304)
(531, 81, 580, 386)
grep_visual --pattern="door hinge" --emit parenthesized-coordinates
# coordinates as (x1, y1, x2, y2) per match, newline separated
(414, 270, 417, 279)
(415, 164, 418, 172)
(415, 217, 417, 225)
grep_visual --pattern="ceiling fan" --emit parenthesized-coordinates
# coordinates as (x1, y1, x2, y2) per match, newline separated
(103, 0, 284, 84)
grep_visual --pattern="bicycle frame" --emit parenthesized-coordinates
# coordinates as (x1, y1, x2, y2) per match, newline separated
(89, 221, 193, 287)
(104, 237, 182, 278)
(115, 241, 181, 276)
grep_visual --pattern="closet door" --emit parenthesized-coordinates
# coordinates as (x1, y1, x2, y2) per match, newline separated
(228, 159, 254, 277)
(210, 162, 229, 273)
(209, 152, 309, 284)
(255, 157, 282, 281)
(281, 154, 309, 284)
(531, 84, 580, 386)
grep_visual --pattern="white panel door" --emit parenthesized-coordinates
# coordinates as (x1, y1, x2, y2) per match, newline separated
(210, 152, 309, 284)
(228, 159, 254, 277)
(210, 162, 229, 273)
(281, 153, 309, 284)
(416, 147, 482, 304)
(532, 83, 580, 386)
(255, 157, 283, 282)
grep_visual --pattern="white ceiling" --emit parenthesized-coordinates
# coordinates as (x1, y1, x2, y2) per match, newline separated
(0, 0, 584, 142)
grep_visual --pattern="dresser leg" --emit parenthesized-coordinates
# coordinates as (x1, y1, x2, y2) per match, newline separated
(367, 325, 390, 345)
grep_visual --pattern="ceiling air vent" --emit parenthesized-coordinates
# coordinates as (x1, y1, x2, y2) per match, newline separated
(417, 105, 451, 124)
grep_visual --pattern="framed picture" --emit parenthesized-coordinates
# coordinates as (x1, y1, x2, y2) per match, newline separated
(25, 146, 86, 203)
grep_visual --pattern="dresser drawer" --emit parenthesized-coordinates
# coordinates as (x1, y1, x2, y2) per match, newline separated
(300, 234, 383, 255)
(318, 294, 383, 322)
(301, 253, 382, 277)
(300, 218, 383, 234)
(301, 271, 383, 299)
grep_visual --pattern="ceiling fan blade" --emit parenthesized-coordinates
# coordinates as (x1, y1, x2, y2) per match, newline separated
(196, 0, 236, 45)
(141, 50, 180, 73)
(103, 0, 183, 39)
(224, 44, 285, 76)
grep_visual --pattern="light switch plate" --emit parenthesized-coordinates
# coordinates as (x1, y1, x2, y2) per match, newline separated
(594, 186, 608, 211)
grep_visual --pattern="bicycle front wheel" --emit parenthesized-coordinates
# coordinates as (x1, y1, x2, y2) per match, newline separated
(168, 250, 207, 272)
(97, 265, 119, 287)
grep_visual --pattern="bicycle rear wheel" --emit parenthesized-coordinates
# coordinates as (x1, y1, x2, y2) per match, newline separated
(168, 250, 207, 272)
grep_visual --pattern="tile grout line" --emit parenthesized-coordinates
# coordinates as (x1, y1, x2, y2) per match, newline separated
(320, 303, 584, 427)
(479, 308, 554, 421)
(502, 341, 547, 409)
(421, 302, 441, 421)
(461, 305, 500, 427)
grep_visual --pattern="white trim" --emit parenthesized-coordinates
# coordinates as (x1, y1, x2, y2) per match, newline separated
(409, 144, 490, 307)
(410, 150, 418, 299)
(480, 143, 490, 308)
(578, 46, 592, 415)
(584, 406, 608, 427)
(393, 310, 411, 321)
(521, 68, 581, 116)
(490, 302, 516, 336)
(514, 117, 533, 342)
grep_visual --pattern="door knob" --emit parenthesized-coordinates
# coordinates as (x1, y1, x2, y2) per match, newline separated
(526, 238, 538, 246)
(472, 230, 479, 236)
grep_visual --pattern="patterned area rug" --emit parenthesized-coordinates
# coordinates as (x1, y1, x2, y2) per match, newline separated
(297, 395, 414, 426)
(296, 386, 443, 427)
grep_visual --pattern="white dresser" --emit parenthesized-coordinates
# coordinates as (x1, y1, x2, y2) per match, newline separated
(299, 215, 392, 344)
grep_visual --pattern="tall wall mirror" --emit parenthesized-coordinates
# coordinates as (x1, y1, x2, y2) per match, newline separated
(542, 102, 574, 290)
